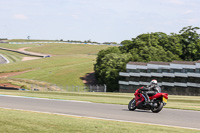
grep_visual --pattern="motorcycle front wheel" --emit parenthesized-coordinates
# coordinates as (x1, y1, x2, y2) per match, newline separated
(128, 98, 136, 111)
(151, 100, 163, 113)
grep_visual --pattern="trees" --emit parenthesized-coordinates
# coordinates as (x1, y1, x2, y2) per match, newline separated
(94, 53, 131, 91)
(179, 26, 200, 61)
(94, 26, 200, 92)
(120, 32, 180, 62)
(94, 47, 122, 86)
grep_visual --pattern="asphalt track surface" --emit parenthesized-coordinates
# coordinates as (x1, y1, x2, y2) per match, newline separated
(0, 95, 200, 130)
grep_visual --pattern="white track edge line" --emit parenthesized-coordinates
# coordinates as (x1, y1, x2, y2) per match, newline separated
(0, 107, 199, 131)
(0, 94, 92, 103)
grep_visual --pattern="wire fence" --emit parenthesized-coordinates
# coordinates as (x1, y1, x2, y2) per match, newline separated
(30, 84, 107, 92)
(65, 85, 106, 92)
(2, 78, 107, 92)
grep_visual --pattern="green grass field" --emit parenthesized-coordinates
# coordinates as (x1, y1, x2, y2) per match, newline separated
(0, 108, 198, 133)
(0, 43, 38, 49)
(0, 43, 111, 87)
(26, 43, 112, 55)
(0, 42, 111, 54)
(0, 55, 95, 86)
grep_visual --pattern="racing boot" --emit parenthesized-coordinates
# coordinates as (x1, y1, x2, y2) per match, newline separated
(144, 97, 152, 106)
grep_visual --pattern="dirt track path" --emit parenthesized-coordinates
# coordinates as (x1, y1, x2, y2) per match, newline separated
(17, 47, 48, 56)
(0, 70, 31, 78)
(17, 47, 44, 61)
(17, 47, 30, 51)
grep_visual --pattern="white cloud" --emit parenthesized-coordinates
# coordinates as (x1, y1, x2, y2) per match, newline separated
(188, 18, 199, 23)
(71, 14, 79, 19)
(184, 10, 193, 14)
(13, 14, 28, 20)
(168, 0, 184, 5)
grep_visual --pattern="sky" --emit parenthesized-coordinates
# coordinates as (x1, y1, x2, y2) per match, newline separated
(0, 0, 200, 43)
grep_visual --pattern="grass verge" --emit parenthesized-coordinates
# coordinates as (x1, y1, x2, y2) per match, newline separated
(0, 55, 95, 86)
(0, 108, 198, 133)
(0, 90, 199, 111)
(0, 43, 38, 49)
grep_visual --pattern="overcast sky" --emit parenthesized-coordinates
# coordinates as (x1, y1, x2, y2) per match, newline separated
(0, 0, 200, 43)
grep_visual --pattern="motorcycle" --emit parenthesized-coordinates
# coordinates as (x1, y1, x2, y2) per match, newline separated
(128, 87, 168, 113)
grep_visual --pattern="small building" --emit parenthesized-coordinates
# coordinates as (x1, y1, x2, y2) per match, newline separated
(119, 61, 200, 96)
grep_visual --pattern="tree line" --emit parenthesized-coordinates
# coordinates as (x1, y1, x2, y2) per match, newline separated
(94, 26, 200, 92)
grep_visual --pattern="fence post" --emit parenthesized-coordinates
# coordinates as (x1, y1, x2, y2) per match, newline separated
(104, 84, 107, 92)
(90, 85, 92, 92)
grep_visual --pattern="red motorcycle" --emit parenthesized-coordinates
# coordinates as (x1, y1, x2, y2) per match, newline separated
(128, 87, 168, 113)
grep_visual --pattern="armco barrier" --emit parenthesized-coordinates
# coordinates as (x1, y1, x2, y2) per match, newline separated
(9, 42, 123, 46)
(0, 47, 48, 58)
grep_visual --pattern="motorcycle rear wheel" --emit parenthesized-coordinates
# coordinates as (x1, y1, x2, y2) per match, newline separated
(128, 98, 136, 111)
(151, 100, 163, 113)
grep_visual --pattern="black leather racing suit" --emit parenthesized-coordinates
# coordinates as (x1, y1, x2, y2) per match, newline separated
(139, 85, 161, 103)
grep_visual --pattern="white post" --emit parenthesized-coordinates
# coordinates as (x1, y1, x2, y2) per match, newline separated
(97, 85, 99, 92)
(104, 84, 107, 92)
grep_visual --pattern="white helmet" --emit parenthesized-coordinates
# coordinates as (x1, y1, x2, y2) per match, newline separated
(150, 79, 157, 85)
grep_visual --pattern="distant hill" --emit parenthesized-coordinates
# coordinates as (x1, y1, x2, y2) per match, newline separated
(0, 41, 112, 89)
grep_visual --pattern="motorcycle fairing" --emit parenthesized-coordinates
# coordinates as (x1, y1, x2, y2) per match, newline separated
(150, 93, 168, 100)
(135, 93, 145, 107)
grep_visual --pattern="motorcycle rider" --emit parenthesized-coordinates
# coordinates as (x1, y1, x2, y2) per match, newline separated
(139, 79, 161, 105)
